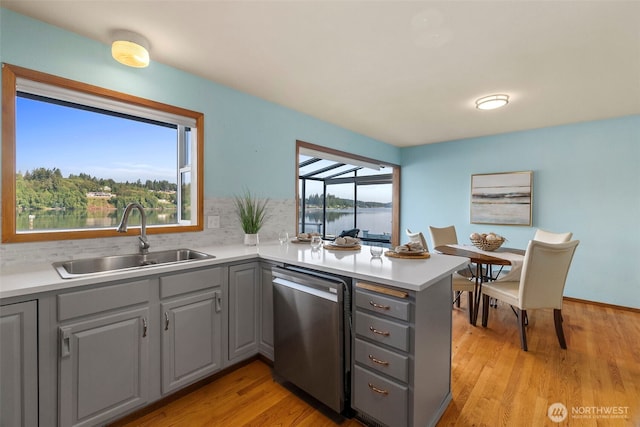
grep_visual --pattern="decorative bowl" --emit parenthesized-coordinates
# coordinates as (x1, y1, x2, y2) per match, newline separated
(470, 233, 505, 251)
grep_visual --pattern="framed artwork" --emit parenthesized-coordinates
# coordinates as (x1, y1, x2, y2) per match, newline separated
(470, 171, 532, 226)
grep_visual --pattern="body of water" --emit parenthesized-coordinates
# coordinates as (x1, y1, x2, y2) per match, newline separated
(17, 209, 176, 231)
(301, 207, 391, 239)
(18, 206, 393, 240)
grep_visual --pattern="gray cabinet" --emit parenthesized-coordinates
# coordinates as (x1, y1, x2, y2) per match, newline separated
(56, 267, 225, 426)
(352, 277, 452, 427)
(352, 285, 411, 427)
(227, 262, 259, 361)
(57, 279, 151, 427)
(160, 268, 223, 394)
(0, 300, 38, 427)
(259, 262, 276, 360)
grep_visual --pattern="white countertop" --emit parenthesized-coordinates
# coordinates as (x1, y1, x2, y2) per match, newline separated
(0, 242, 468, 300)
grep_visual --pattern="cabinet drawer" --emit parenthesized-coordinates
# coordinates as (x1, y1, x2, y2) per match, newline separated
(160, 267, 222, 299)
(58, 279, 150, 321)
(355, 311, 409, 352)
(355, 338, 409, 383)
(353, 365, 408, 427)
(355, 288, 410, 321)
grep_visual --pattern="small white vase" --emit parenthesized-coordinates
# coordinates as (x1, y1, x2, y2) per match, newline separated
(244, 233, 259, 246)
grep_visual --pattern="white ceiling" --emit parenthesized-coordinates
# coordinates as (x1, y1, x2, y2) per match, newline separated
(3, 1, 640, 147)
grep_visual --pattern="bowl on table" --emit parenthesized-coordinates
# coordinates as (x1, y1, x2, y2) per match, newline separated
(470, 232, 505, 251)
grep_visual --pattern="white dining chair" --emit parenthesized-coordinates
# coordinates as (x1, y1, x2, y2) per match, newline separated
(480, 239, 580, 351)
(424, 226, 478, 322)
(428, 225, 481, 278)
(428, 225, 459, 248)
(533, 229, 573, 243)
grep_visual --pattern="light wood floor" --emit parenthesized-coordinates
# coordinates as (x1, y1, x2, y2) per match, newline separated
(112, 299, 640, 426)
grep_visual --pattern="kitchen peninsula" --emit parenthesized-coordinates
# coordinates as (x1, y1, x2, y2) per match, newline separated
(0, 243, 467, 427)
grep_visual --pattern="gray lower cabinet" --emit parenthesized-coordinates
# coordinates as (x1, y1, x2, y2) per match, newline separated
(227, 262, 260, 361)
(57, 279, 152, 427)
(258, 262, 277, 360)
(351, 277, 452, 427)
(160, 268, 223, 394)
(0, 300, 38, 427)
(55, 266, 224, 426)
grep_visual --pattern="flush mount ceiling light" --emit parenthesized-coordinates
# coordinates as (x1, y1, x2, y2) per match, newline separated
(111, 30, 150, 68)
(475, 94, 509, 110)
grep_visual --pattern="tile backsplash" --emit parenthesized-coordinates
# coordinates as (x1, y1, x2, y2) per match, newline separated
(0, 197, 296, 268)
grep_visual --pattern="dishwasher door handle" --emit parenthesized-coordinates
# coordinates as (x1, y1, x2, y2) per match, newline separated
(273, 277, 338, 303)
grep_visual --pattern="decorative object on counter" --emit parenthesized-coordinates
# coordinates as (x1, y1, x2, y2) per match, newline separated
(278, 231, 289, 245)
(469, 232, 505, 251)
(293, 232, 320, 243)
(369, 243, 383, 258)
(406, 229, 429, 251)
(385, 239, 430, 258)
(233, 189, 269, 246)
(470, 171, 532, 226)
(385, 249, 430, 259)
(310, 235, 323, 250)
(324, 236, 360, 250)
(334, 236, 360, 246)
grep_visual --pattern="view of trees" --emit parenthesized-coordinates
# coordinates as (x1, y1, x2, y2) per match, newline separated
(304, 193, 390, 209)
(16, 167, 177, 212)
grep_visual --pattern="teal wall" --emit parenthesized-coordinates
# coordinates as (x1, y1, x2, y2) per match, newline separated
(0, 8, 400, 200)
(2, 9, 638, 308)
(401, 116, 640, 308)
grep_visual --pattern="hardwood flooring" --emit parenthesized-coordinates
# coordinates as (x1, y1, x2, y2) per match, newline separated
(112, 299, 640, 427)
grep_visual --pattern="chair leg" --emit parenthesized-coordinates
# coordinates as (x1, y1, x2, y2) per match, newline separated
(518, 309, 528, 351)
(455, 290, 461, 307)
(481, 294, 490, 327)
(467, 291, 474, 324)
(554, 309, 567, 349)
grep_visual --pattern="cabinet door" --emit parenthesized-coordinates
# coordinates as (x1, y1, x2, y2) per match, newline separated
(228, 263, 259, 361)
(259, 263, 275, 359)
(58, 307, 149, 427)
(161, 290, 222, 394)
(1, 300, 38, 427)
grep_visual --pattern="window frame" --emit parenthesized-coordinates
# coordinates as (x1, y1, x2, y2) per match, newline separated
(296, 140, 400, 247)
(1, 63, 204, 243)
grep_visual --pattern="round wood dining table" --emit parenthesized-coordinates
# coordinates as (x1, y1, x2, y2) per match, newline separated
(435, 245, 525, 325)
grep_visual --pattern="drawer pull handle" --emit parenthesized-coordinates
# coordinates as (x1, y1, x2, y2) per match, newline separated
(369, 301, 390, 310)
(368, 354, 389, 366)
(142, 317, 148, 337)
(369, 326, 390, 336)
(164, 312, 170, 331)
(368, 383, 389, 396)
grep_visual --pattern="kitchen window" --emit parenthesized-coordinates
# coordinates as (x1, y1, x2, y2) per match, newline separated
(296, 140, 400, 246)
(1, 64, 204, 243)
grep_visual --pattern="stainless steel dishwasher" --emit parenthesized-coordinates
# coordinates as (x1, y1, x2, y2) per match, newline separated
(272, 265, 352, 415)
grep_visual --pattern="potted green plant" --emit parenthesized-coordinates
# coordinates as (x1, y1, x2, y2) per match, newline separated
(233, 189, 269, 245)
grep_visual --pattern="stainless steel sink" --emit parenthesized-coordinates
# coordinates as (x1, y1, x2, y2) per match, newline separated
(53, 249, 215, 279)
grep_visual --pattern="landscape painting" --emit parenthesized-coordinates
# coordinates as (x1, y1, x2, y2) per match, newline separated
(470, 171, 532, 225)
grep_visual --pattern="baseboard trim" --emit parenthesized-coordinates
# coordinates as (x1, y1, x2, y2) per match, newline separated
(563, 296, 640, 313)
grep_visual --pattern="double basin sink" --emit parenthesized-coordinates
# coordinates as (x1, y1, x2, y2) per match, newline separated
(53, 249, 215, 279)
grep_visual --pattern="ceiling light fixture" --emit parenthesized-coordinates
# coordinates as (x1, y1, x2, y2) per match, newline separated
(111, 30, 150, 68)
(475, 94, 509, 110)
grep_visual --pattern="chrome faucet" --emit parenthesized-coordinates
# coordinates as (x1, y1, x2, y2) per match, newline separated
(117, 202, 150, 254)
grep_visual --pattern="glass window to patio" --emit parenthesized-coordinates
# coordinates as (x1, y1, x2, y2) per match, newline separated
(297, 142, 399, 246)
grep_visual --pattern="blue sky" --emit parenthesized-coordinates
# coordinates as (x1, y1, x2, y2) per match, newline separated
(16, 97, 177, 183)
